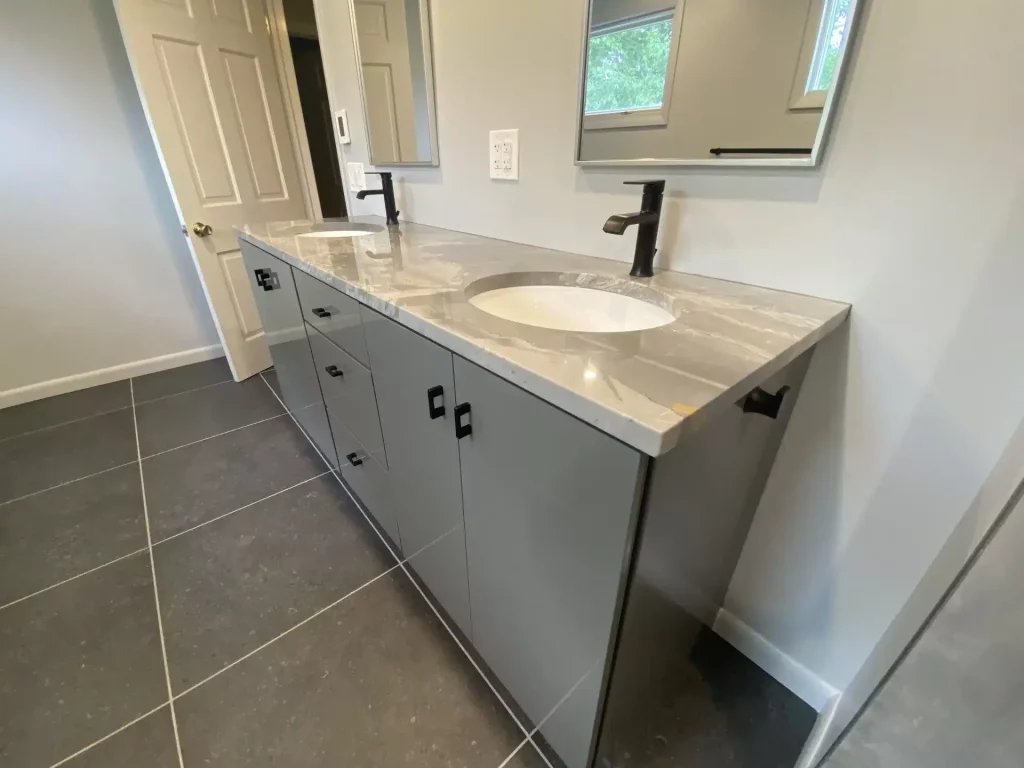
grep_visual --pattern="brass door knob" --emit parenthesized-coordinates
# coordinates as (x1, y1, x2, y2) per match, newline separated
(192, 222, 213, 237)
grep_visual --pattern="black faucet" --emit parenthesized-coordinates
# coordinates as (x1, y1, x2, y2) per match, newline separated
(603, 180, 665, 278)
(355, 171, 400, 226)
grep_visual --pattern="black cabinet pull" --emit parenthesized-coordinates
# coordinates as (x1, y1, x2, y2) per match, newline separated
(254, 268, 278, 291)
(346, 452, 363, 466)
(454, 402, 472, 439)
(311, 307, 332, 318)
(740, 385, 790, 419)
(427, 385, 445, 419)
(324, 365, 343, 378)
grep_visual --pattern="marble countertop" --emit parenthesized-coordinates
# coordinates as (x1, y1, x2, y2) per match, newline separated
(236, 217, 849, 456)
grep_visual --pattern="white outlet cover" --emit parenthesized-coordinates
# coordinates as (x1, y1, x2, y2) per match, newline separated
(347, 162, 366, 192)
(489, 129, 519, 181)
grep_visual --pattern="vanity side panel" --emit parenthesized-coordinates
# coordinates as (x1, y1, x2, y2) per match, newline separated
(453, 355, 646, 768)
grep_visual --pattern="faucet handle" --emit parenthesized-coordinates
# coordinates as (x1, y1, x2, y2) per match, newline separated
(623, 179, 665, 192)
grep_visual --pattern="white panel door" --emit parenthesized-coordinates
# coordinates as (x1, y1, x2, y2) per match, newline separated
(114, 0, 308, 380)
(354, 0, 418, 163)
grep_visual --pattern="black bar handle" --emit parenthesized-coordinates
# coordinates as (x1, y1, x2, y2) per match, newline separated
(346, 452, 363, 466)
(324, 365, 343, 378)
(427, 385, 445, 419)
(311, 307, 332, 318)
(740, 385, 791, 419)
(254, 268, 277, 291)
(710, 147, 812, 156)
(454, 402, 472, 439)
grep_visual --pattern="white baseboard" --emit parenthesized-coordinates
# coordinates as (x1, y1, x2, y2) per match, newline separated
(713, 608, 840, 711)
(793, 691, 842, 768)
(0, 345, 224, 409)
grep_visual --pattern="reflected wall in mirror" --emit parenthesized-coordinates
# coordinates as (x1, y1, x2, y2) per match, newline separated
(350, 0, 439, 165)
(575, 0, 861, 166)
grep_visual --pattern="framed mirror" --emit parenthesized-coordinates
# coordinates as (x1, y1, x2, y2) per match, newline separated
(350, 0, 439, 166)
(574, 0, 862, 167)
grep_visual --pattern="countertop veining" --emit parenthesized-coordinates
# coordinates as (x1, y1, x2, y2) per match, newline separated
(236, 217, 849, 456)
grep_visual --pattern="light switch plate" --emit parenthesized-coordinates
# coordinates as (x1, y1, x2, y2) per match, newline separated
(489, 129, 519, 180)
(347, 162, 366, 192)
(335, 110, 351, 145)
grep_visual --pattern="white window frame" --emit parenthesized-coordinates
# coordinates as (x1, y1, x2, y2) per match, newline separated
(583, 4, 685, 131)
(790, 0, 848, 111)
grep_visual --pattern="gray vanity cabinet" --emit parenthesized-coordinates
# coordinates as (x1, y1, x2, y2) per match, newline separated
(239, 241, 337, 468)
(360, 308, 474, 638)
(452, 356, 646, 768)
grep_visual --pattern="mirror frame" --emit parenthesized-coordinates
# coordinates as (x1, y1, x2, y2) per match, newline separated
(573, 0, 864, 168)
(348, 0, 441, 167)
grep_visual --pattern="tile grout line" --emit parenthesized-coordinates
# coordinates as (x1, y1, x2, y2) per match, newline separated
(0, 377, 234, 446)
(130, 379, 186, 768)
(140, 412, 287, 460)
(173, 564, 402, 700)
(0, 460, 139, 509)
(257, 372, 547, 762)
(496, 736, 533, 768)
(0, 547, 150, 612)
(46, 702, 171, 768)
(152, 470, 333, 547)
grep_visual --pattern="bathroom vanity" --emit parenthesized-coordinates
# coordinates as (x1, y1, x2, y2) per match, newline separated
(236, 218, 848, 768)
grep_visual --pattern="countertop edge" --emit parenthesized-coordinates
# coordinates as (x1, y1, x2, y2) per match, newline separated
(236, 227, 849, 457)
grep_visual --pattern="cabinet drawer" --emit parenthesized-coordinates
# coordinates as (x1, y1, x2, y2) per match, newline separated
(306, 323, 387, 467)
(338, 437, 401, 552)
(294, 269, 369, 366)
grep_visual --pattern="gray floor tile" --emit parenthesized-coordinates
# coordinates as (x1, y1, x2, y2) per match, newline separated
(506, 740, 550, 768)
(135, 375, 284, 457)
(262, 368, 282, 398)
(0, 554, 168, 768)
(0, 409, 138, 505)
(156, 474, 394, 691)
(133, 357, 234, 404)
(142, 416, 325, 541)
(62, 705, 179, 768)
(0, 464, 146, 606)
(176, 571, 527, 768)
(0, 381, 131, 442)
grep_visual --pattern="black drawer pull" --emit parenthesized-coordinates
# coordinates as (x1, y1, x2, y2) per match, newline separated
(346, 452, 363, 466)
(254, 268, 278, 291)
(311, 307, 332, 318)
(454, 402, 472, 439)
(324, 365, 343, 378)
(427, 385, 445, 419)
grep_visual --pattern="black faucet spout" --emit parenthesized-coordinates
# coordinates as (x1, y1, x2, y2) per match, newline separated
(356, 171, 400, 226)
(604, 180, 665, 278)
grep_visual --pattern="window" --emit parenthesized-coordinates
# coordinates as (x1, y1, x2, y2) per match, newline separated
(789, 0, 853, 110)
(584, 9, 678, 129)
(806, 0, 853, 93)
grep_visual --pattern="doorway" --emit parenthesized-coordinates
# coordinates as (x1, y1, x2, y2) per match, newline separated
(281, 0, 346, 218)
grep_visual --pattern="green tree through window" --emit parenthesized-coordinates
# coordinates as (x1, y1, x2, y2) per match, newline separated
(585, 16, 673, 114)
(809, 0, 852, 92)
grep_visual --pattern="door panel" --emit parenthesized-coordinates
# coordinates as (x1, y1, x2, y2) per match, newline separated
(361, 307, 473, 637)
(361, 65, 400, 162)
(114, 0, 308, 380)
(454, 355, 645, 768)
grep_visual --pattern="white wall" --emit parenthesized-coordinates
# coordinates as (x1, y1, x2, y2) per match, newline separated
(581, 0, 823, 160)
(315, 0, 1024, 743)
(0, 0, 219, 402)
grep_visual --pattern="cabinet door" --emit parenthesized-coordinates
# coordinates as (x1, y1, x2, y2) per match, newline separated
(453, 356, 645, 768)
(239, 241, 337, 468)
(361, 308, 472, 637)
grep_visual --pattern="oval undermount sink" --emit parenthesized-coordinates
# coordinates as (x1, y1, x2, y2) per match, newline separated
(297, 222, 383, 239)
(468, 283, 675, 333)
(298, 229, 375, 239)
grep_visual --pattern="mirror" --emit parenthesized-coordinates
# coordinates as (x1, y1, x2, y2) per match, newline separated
(575, 0, 861, 166)
(350, 0, 439, 165)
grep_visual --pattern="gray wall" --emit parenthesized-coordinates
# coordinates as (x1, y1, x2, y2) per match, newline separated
(825, 482, 1024, 767)
(581, 0, 822, 160)
(315, 0, 1024, 749)
(0, 0, 219, 397)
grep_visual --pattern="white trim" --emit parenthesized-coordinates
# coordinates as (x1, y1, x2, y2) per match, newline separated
(794, 692, 843, 768)
(713, 608, 840, 711)
(0, 345, 223, 410)
(584, 108, 667, 131)
(266, 0, 323, 221)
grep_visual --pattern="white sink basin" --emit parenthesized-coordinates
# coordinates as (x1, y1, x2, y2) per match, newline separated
(468, 284, 675, 333)
(298, 229, 375, 239)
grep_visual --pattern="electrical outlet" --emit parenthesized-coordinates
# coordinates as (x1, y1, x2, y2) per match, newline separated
(347, 162, 366, 193)
(489, 129, 519, 180)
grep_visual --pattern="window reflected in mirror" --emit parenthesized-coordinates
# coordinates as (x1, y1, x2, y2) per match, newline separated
(576, 0, 862, 165)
